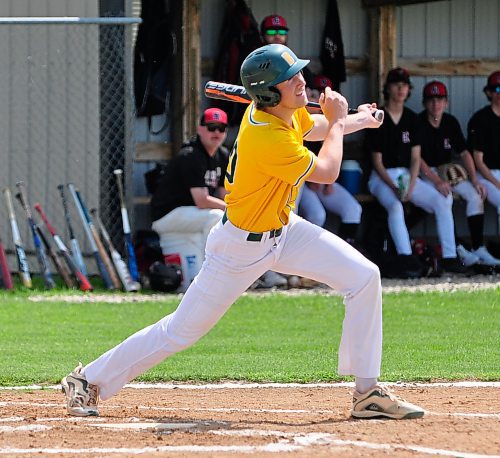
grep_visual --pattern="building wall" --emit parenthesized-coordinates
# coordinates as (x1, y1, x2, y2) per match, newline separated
(201, 0, 499, 130)
(399, 0, 500, 131)
(201, 0, 370, 109)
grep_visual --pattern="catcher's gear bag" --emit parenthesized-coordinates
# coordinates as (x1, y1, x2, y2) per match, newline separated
(149, 261, 182, 292)
(438, 163, 468, 186)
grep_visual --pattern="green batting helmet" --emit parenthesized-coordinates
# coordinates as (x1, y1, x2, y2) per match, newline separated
(240, 44, 309, 108)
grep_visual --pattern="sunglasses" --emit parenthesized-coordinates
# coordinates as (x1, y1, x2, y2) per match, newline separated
(265, 29, 288, 36)
(206, 124, 227, 133)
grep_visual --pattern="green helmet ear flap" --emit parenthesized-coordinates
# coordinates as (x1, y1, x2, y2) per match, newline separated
(241, 44, 309, 108)
(253, 86, 281, 108)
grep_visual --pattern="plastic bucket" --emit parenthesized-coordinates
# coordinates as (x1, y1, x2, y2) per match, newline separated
(160, 232, 203, 292)
(338, 160, 362, 195)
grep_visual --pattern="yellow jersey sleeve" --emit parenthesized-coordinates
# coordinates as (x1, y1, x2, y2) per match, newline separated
(224, 105, 316, 232)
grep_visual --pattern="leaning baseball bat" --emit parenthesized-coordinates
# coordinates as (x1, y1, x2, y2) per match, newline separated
(114, 169, 140, 282)
(15, 182, 56, 289)
(2, 187, 32, 288)
(67, 184, 117, 290)
(74, 190, 121, 290)
(90, 208, 141, 292)
(34, 202, 92, 291)
(35, 224, 75, 289)
(0, 236, 13, 290)
(57, 184, 88, 277)
(204, 81, 385, 122)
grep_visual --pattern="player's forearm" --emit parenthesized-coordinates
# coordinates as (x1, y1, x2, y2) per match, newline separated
(409, 154, 421, 186)
(196, 195, 226, 210)
(312, 122, 345, 183)
(343, 112, 373, 134)
(460, 151, 478, 182)
(420, 160, 440, 186)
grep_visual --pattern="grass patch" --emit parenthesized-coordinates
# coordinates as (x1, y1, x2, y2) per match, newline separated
(0, 288, 498, 385)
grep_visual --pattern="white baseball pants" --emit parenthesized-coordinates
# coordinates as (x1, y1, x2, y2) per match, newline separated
(85, 212, 382, 400)
(152, 206, 224, 251)
(477, 170, 500, 213)
(299, 184, 362, 227)
(368, 168, 457, 258)
(421, 167, 484, 217)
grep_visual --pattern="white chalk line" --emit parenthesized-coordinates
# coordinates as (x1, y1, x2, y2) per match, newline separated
(2, 400, 498, 418)
(0, 429, 495, 457)
(1, 380, 500, 391)
(1, 400, 498, 419)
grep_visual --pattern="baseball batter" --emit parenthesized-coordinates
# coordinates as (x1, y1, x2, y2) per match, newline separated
(61, 44, 424, 420)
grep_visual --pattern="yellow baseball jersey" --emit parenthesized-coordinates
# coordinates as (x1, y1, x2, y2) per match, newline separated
(224, 104, 316, 232)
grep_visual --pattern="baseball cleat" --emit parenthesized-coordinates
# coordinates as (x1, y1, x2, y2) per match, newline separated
(472, 246, 500, 266)
(456, 244, 480, 267)
(351, 385, 425, 420)
(61, 362, 100, 416)
(259, 271, 288, 288)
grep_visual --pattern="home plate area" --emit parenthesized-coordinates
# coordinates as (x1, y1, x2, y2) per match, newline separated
(0, 383, 499, 457)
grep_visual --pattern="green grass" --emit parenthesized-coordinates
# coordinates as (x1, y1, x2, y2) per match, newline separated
(0, 286, 498, 385)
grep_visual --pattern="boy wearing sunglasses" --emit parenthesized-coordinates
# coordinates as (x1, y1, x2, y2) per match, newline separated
(260, 14, 314, 89)
(150, 108, 229, 289)
(260, 14, 289, 45)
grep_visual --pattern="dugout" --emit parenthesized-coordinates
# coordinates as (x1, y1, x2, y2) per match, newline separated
(133, 0, 500, 245)
(0, 0, 498, 275)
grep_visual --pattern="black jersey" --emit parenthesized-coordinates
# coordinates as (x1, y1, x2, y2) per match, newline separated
(467, 106, 500, 169)
(364, 106, 422, 168)
(150, 136, 229, 220)
(418, 111, 467, 166)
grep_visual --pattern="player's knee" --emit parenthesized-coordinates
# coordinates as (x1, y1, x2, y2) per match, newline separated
(305, 208, 326, 227)
(357, 257, 381, 286)
(466, 198, 484, 216)
(435, 193, 453, 211)
(387, 201, 405, 219)
(343, 202, 362, 222)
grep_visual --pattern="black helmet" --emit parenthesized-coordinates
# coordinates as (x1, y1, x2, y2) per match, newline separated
(240, 44, 309, 108)
(149, 261, 182, 292)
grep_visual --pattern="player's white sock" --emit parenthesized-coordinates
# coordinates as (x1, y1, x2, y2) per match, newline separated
(355, 377, 378, 394)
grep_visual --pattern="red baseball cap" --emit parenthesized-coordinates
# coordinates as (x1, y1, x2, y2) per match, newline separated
(485, 71, 500, 91)
(201, 108, 228, 126)
(261, 14, 288, 33)
(423, 80, 448, 100)
(386, 67, 411, 85)
(312, 75, 333, 91)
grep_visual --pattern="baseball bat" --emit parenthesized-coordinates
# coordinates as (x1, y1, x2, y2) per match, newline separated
(67, 184, 117, 290)
(0, 236, 13, 290)
(35, 224, 75, 289)
(34, 202, 92, 292)
(74, 190, 121, 290)
(90, 208, 141, 292)
(2, 187, 32, 288)
(114, 169, 140, 282)
(15, 183, 56, 289)
(57, 184, 88, 277)
(204, 80, 385, 122)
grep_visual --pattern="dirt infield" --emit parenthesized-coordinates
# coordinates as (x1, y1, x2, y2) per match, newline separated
(1, 383, 499, 457)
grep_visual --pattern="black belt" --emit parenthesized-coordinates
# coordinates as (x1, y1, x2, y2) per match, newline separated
(222, 212, 282, 242)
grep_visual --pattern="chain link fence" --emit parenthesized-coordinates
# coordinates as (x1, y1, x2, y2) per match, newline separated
(0, 17, 139, 275)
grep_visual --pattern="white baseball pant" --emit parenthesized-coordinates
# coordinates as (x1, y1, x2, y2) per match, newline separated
(85, 212, 382, 400)
(421, 167, 484, 217)
(298, 184, 362, 227)
(152, 206, 224, 251)
(368, 167, 457, 258)
(477, 170, 500, 213)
